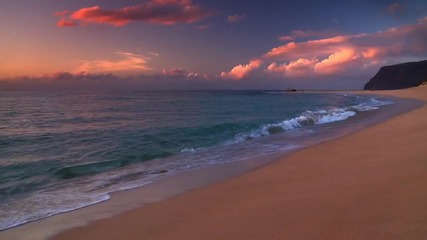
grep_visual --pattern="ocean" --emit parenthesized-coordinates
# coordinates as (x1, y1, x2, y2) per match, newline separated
(0, 90, 393, 230)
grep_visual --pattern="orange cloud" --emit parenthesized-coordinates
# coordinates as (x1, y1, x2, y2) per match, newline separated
(267, 58, 318, 77)
(56, 0, 213, 27)
(314, 48, 358, 74)
(220, 60, 261, 80)
(227, 14, 246, 23)
(75, 52, 151, 73)
(362, 48, 381, 59)
(264, 41, 380, 76)
(221, 16, 427, 80)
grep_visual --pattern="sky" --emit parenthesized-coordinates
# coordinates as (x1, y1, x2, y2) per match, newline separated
(0, 0, 426, 90)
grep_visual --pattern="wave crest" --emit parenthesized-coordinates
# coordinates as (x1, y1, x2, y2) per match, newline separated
(227, 97, 392, 145)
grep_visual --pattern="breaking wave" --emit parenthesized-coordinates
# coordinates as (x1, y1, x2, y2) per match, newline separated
(226, 98, 392, 145)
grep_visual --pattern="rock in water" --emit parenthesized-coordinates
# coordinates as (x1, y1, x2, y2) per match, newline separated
(364, 60, 427, 90)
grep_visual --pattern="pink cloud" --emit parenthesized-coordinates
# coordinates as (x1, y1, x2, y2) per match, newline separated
(221, 16, 427, 80)
(263, 37, 383, 76)
(56, 19, 78, 27)
(54, 10, 78, 27)
(227, 14, 246, 23)
(267, 58, 318, 77)
(267, 49, 363, 77)
(220, 59, 262, 80)
(314, 48, 358, 74)
(76, 52, 151, 73)
(56, 0, 213, 27)
(265, 36, 348, 60)
(362, 48, 381, 59)
(0, 71, 216, 91)
(162, 68, 187, 77)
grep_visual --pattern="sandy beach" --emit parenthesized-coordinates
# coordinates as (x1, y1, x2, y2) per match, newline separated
(44, 86, 427, 240)
(2, 1, 426, 239)
(0, 87, 424, 240)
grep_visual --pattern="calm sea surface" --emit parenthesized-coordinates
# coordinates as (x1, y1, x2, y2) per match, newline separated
(0, 90, 392, 230)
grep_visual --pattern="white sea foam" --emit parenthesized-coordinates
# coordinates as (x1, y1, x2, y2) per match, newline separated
(0, 94, 393, 231)
(0, 193, 110, 231)
(227, 97, 392, 145)
(316, 110, 356, 124)
(181, 148, 197, 153)
(351, 98, 393, 112)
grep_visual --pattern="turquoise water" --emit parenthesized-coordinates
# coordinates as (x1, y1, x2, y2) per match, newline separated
(0, 91, 392, 230)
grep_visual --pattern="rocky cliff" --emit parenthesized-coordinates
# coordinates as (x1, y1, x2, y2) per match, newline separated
(364, 60, 427, 90)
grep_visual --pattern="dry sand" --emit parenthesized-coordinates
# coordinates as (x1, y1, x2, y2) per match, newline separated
(47, 86, 427, 239)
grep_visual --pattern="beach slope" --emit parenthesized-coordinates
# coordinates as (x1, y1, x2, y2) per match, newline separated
(53, 86, 427, 240)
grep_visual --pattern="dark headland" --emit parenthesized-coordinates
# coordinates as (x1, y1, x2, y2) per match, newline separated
(364, 60, 427, 90)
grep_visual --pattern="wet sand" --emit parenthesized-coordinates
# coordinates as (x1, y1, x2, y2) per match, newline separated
(50, 86, 427, 240)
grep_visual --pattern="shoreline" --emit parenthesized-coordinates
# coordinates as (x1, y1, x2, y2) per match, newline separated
(1, 87, 425, 240)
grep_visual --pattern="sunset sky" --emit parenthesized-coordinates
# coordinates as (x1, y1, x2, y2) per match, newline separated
(1, 0, 426, 90)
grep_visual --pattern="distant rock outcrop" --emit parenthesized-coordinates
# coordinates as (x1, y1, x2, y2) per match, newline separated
(364, 60, 427, 90)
